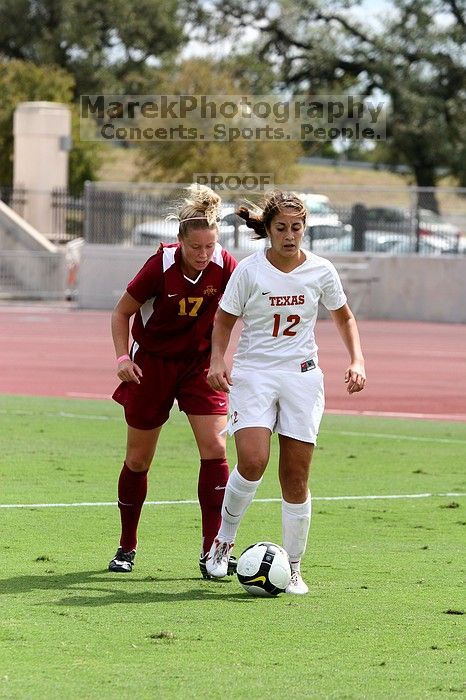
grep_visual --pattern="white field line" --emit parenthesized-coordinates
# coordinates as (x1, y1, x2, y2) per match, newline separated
(320, 430, 466, 445)
(325, 408, 466, 422)
(1, 492, 465, 509)
(0, 409, 119, 421)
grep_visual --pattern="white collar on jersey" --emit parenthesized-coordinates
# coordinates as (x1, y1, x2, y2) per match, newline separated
(183, 271, 203, 284)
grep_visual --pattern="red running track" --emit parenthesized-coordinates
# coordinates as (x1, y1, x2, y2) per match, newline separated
(1, 304, 465, 421)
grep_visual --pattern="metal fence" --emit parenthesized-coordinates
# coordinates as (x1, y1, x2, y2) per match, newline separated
(0, 186, 26, 218)
(1, 182, 465, 255)
(0, 250, 66, 300)
(81, 182, 466, 255)
(51, 189, 85, 240)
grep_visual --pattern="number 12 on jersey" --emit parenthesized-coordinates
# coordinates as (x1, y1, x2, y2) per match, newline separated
(271, 313, 300, 337)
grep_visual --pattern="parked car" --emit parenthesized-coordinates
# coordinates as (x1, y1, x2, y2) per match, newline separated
(217, 205, 268, 250)
(132, 204, 266, 250)
(298, 193, 340, 225)
(378, 232, 460, 255)
(304, 224, 350, 251)
(361, 206, 462, 250)
(363, 206, 408, 232)
(297, 193, 352, 245)
(132, 217, 178, 246)
(311, 230, 460, 255)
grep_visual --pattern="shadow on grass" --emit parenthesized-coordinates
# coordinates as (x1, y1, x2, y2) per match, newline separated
(0, 570, 257, 605)
(56, 588, 256, 606)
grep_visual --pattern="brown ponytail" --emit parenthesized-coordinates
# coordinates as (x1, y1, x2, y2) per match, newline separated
(236, 191, 306, 239)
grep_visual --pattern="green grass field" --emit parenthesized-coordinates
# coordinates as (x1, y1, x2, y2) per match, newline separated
(1, 394, 465, 699)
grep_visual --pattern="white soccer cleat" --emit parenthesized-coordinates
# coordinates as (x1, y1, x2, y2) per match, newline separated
(285, 570, 309, 595)
(205, 538, 234, 578)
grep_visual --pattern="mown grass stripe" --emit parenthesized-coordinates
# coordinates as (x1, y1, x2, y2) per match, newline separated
(1, 408, 465, 443)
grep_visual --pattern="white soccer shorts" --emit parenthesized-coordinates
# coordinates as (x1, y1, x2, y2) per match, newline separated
(227, 366, 325, 444)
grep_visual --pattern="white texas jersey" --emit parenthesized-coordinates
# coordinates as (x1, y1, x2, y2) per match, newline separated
(220, 248, 347, 372)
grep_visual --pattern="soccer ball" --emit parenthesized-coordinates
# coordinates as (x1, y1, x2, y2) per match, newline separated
(236, 542, 291, 597)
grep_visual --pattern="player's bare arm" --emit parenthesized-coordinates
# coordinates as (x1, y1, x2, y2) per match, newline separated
(330, 304, 366, 394)
(111, 291, 143, 384)
(207, 309, 239, 392)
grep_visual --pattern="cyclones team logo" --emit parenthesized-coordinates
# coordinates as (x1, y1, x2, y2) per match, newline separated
(203, 285, 217, 296)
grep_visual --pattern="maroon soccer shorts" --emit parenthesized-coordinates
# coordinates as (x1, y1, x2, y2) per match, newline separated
(112, 347, 228, 430)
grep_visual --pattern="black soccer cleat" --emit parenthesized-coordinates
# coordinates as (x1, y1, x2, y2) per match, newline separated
(199, 553, 237, 580)
(108, 547, 136, 573)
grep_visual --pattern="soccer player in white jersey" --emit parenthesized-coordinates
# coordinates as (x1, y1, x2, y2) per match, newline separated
(205, 190, 366, 594)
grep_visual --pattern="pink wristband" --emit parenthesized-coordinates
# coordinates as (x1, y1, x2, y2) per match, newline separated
(117, 354, 130, 363)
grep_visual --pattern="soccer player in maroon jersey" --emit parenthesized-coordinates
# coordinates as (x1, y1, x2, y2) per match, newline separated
(108, 185, 238, 577)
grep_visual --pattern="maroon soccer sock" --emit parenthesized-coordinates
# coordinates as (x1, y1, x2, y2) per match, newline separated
(117, 462, 148, 552)
(198, 457, 230, 555)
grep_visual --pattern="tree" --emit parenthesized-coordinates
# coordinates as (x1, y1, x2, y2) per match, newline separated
(0, 0, 188, 96)
(0, 59, 101, 190)
(136, 58, 302, 185)
(200, 0, 466, 208)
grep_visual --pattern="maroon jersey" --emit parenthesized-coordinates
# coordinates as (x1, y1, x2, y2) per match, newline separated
(127, 243, 237, 358)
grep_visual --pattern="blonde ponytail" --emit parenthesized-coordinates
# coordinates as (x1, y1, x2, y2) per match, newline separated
(168, 184, 222, 236)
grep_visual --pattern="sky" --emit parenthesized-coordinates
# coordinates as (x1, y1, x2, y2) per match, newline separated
(184, 0, 392, 59)
(353, 0, 390, 21)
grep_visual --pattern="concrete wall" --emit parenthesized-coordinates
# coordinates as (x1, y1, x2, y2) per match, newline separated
(77, 244, 150, 309)
(358, 254, 466, 322)
(0, 200, 66, 298)
(77, 244, 466, 323)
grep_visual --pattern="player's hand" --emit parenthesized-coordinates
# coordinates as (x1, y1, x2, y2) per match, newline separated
(345, 363, 366, 394)
(117, 358, 143, 384)
(207, 361, 233, 392)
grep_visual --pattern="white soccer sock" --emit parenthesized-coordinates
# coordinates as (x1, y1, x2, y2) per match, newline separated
(282, 492, 312, 570)
(217, 466, 262, 543)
